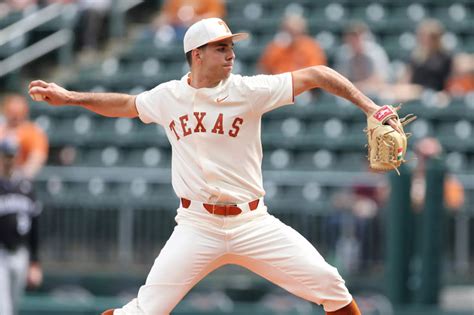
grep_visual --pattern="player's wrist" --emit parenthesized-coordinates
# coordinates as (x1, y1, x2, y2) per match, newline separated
(64, 91, 78, 105)
(364, 103, 379, 116)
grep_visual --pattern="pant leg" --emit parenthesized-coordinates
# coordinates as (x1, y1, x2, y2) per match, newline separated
(229, 213, 353, 312)
(0, 248, 14, 315)
(9, 247, 29, 315)
(117, 219, 227, 315)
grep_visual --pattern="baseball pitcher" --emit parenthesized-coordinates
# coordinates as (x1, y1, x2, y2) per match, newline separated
(29, 18, 410, 315)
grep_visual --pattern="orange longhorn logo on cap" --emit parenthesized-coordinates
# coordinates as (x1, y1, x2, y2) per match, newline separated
(218, 21, 231, 34)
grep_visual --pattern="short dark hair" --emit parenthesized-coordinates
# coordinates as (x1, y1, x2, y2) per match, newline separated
(185, 44, 208, 66)
(186, 51, 192, 66)
(345, 20, 369, 36)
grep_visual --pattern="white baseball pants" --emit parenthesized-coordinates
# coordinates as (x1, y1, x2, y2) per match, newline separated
(116, 202, 352, 315)
(0, 246, 29, 315)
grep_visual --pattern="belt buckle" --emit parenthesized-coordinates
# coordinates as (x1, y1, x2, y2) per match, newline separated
(214, 204, 239, 215)
(228, 204, 242, 215)
(215, 204, 231, 215)
(206, 203, 242, 216)
(224, 204, 233, 216)
(211, 204, 223, 215)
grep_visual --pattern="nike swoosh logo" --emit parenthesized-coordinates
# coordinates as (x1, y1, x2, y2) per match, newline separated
(216, 95, 229, 103)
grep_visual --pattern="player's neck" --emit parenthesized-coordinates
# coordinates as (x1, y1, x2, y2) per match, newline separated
(188, 71, 222, 89)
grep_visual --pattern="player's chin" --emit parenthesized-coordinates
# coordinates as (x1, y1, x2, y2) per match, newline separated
(223, 65, 233, 75)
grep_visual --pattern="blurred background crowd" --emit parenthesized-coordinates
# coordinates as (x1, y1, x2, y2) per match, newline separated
(0, 0, 473, 314)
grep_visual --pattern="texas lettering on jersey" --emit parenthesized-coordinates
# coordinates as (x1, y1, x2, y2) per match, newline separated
(168, 112, 244, 140)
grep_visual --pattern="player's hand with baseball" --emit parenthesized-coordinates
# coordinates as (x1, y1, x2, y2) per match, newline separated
(28, 80, 71, 106)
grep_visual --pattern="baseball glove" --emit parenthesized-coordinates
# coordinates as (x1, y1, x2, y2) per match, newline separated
(365, 105, 416, 174)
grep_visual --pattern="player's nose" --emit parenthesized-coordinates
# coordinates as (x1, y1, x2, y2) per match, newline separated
(226, 49, 235, 61)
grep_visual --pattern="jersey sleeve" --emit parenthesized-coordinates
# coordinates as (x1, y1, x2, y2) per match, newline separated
(135, 86, 165, 125)
(244, 72, 294, 115)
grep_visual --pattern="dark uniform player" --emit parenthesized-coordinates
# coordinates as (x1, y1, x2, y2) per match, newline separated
(0, 140, 42, 315)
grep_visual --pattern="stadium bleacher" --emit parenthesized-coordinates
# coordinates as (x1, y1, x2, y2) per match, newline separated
(16, 0, 472, 274)
(0, 0, 473, 314)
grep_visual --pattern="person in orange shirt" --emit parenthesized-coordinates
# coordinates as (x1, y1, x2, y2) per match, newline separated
(0, 94, 48, 179)
(153, 0, 226, 41)
(258, 14, 327, 75)
(446, 53, 474, 96)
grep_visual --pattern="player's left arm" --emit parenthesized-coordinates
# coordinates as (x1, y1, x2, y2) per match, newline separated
(292, 66, 403, 133)
(292, 65, 379, 115)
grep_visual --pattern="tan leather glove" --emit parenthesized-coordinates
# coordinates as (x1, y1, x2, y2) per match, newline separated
(365, 105, 416, 174)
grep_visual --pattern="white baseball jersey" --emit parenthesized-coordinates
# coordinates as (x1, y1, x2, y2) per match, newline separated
(136, 72, 294, 204)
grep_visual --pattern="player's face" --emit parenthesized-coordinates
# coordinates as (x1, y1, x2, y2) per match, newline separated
(200, 38, 235, 79)
(346, 33, 363, 53)
(3, 96, 28, 128)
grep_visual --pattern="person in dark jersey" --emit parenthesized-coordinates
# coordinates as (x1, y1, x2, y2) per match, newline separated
(407, 19, 453, 91)
(0, 139, 43, 315)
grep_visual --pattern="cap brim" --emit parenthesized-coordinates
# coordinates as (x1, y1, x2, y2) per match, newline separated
(207, 32, 249, 45)
(184, 32, 250, 53)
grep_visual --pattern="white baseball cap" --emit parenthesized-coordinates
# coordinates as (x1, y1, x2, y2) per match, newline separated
(183, 18, 249, 53)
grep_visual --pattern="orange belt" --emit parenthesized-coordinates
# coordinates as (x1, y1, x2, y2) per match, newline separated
(180, 198, 260, 216)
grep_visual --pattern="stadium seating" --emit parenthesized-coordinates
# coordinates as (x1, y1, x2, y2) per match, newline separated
(31, 89, 474, 210)
(6, 1, 468, 300)
(3, 2, 470, 314)
(26, 2, 474, 276)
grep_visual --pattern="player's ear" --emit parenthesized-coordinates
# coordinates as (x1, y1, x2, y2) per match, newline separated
(193, 49, 202, 62)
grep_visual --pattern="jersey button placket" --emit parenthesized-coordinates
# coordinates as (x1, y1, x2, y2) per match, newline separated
(192, 91, 211, 192)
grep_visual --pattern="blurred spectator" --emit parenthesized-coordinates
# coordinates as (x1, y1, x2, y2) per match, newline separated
(328, 179, 386, 273)
(43, 0, 76, 4)
(0, 0, 37, 16)
(7, 0, 37, 11)
(411, 137, 464, 213)
(36, 1, 102, 54)
(258, 14, 327, 75)
(153, 0, 226, 41)
(77, 0, 112, 53)
(0, 2, 9, 19)
(0, 140, 43, 315)
(0, 94, 49, 179)
(401, 19, 453, 94)
(446, 53, 474, 96)
(334, 21, 390, 97)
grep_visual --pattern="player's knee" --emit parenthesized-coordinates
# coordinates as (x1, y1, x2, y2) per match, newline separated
(315, 265, 353, 311)
(317, 265, 351, 298)
(118, 298, 170, 315)
(317, 265, 345, 287)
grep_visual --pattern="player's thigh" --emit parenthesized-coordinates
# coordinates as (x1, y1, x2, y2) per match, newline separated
(232, 214, 328, 265)
(231, 215, 351, 311)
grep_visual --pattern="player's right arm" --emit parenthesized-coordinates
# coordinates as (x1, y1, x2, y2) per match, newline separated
(28, 80, 138, 118)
